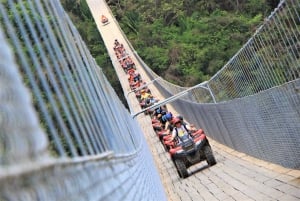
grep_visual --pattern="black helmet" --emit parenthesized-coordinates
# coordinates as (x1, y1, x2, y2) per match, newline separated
(176, 115, 183, 121)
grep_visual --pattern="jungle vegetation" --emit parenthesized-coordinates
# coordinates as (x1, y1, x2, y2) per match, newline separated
(62, 0, 280, 91)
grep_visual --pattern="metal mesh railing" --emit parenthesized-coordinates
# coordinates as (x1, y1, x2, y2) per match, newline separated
(0, 0, 166, 200)
(131, 0, 300, 169)
(209, 0, 300, 102)
(136, 0, 300, 102)
(0, 0, 299, 199)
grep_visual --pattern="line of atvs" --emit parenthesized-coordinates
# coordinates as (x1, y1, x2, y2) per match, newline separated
(114, 39, 217, 178)
(113, 39, 159, 112)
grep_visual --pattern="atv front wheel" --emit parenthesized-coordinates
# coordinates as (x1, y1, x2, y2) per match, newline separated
(204, 145, 217, 166)
(162, 142, 169, 152)
(174, 159, 188, 178)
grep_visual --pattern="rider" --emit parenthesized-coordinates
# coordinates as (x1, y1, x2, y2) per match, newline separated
(152, 105, 167, 119)
(169, 117, 192, 145)
(101, 15, 108, 23)
(176, 114, 197, 132)
(114, 39, 120, 47)
(160, 112, 173, 130)
(140, 89, 152, 101)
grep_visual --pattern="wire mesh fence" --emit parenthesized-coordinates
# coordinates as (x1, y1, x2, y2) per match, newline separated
(0, 0, 299, 200)
(0, 0, 166, 200)
(133, 0, 300, 169)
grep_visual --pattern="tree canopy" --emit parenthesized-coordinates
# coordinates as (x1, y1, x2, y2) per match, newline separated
(62, 0, 279, 94)
(108, 0, 279, 86)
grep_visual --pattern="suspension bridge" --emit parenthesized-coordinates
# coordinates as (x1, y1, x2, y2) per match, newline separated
(0, 0, 299, 200)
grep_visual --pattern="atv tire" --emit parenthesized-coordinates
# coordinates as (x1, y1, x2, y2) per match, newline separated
(162, 142, 169, 152)
(174, 159, 188, 178)
(204, 145, 217, 166)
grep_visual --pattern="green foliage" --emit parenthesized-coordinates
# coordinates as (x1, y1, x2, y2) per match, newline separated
(61, 0, 127, 107)
(63, 0, 277, 90)
(109, 0, 273, 86)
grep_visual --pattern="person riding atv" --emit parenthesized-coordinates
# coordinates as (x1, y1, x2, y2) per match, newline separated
(101, 15, 109, 25)
(170, 118, 192, 143)
(168, 118, 217, 178)
(140, 90, 152, 102)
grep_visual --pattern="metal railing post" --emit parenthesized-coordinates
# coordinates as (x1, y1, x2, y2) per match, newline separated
(131, 82, 213, 118)
(200, 81, 217, 103)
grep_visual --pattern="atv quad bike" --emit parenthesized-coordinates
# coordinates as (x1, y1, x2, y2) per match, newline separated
(101, 15, 109, 25)
(140, 97, 159, 115)
(169, 132, 216, 178)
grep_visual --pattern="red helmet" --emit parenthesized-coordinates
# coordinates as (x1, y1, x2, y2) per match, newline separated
(172, 117, 181, 125)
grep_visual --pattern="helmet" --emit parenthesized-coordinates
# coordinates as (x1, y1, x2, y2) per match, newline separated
(172, 117, 181, 125)
(155, 107, 162, 113)
(176, 115, 183, 121)
(161, 112, 172, 122)
(165, 112, 173, 121)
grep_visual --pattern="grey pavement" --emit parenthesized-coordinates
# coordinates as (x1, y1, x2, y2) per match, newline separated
(139, 114, 300, 201)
